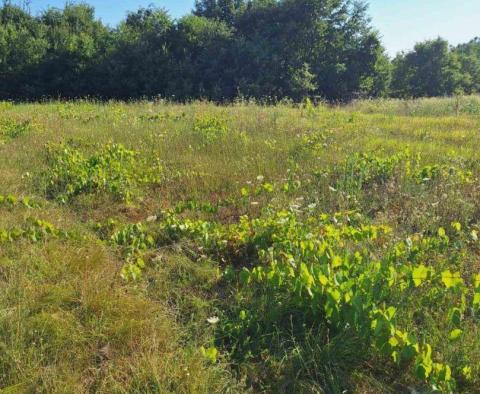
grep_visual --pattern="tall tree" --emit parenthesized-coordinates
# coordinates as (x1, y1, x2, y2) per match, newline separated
(454, 38, 480, 94)
(391, 38, 462, 98)
(194, 0, 247, 24)
(169, 15, 236, 100)
(102, 7, 173, 98)
(0, 3, 47, 98)
(31, 4, 110, 97)
(230, 0, 388, 100)
(5, 0, 480, 101)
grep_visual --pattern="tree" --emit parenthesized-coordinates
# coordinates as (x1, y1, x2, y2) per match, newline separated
(0, 3, 47, 98)
(102, 7, 173, 98)
(194, 0, 247, 24)
(169, 15, 236, 100)
(231, 0, 388, 100)
(453, 38, 480, 94)
(391, 38, 462, 98)
(289, 63, 317, 100)
(2, 0, 480, 101)
(36, 4, 111, 97)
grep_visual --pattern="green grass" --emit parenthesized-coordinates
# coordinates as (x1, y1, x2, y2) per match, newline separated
(343, 95, 480, 117)
(0, 98, 480, 393)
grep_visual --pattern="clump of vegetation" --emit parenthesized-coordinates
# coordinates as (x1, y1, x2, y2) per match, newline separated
(3, 2, 480, 103)
(44, 142, 163, 203)
(192, 115, 228, 145)
(336, 151, 407, 193)
(0, 194, 39, 208)
(91, 198, 480, 392)
(414, 164, 473, 185)
(0, 119, 32, 142)
(0, 218, 65, 243)
(111, 222, 155, 280)
(138, 111, 186, 122)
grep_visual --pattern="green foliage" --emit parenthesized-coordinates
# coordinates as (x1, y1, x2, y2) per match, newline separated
(390, 37, 480, 99)
(336, 151, 407, 193)
(194, 0, 246, 24)
(414, 164, 473, 185)
(0, 218, 66, 243)
(44, 142, 163, 203)
(192, 115, 228, 144)
(0, 118, 32, 142)
(87, 160, 480, 390)
(3, 99, 480, 393)
(391, 39, 461, 98)
(0, 1, 388, 101)
(110, 222, 155, 281)
(0, 194, 40, 208)
(1, 3, 480, 100)
(200, 346, 219, 363)
(3, 2, 480, 100)
(0, 3, 110, 99)
(101, 198, 480, 392)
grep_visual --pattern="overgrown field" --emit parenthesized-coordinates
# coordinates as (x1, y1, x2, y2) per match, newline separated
(1, 99, 480, 393)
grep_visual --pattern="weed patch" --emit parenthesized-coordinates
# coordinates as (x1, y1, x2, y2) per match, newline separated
(192, 115, 228, 145)
(0, 119, 32, 142)
(44, 142, 163, 203)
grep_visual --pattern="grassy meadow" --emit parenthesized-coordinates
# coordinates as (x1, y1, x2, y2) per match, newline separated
(1, 98, 480, 393)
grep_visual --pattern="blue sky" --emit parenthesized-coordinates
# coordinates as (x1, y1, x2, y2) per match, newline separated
(15, 0, 480, 56)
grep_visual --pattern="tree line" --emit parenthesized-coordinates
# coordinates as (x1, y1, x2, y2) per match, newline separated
(0, 0, 479, 101)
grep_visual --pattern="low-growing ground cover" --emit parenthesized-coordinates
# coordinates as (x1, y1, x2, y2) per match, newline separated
(0, 98, 480, 393)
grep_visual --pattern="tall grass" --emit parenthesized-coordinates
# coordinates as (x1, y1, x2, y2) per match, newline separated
(344, 95, 480, 116)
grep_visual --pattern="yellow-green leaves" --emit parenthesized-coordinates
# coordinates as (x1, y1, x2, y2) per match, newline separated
(331, 255, 343, 268)
(434, 363, 452, 383)
(45, 143, 163, 203)
(0, 118, 32, 141)
(451, 221, 462, 233)
(449, 329, 463, 341)
(193, 115, 228, 145)
(462, 366, 473, 381)
(318, 273, 329, 286)
(105, 205, 478, 391)
(473, 274, 480, 308)
(412, 264, 429, 287)
(300, 263, 314, 297)
(200, 346, 218, 363)
(473, 273, 480, 289)
(262, 183, 274, 193)
(0, 218, 64, 244)
(471, 230, 478, 242)
(0, 194, 40, 209)
(441, 270, 463, 289)
(474, 293, 480, 307)
(415, 344, 433, 380)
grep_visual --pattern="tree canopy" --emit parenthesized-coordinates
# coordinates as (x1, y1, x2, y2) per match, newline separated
(0, 1, 479, 101)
